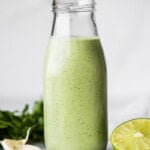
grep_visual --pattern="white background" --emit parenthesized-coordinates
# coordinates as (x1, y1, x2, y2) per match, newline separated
(0, 0, 150, 148)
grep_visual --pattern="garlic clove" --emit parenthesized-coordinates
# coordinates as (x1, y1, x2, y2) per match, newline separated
(0, 128, 41, 150)
(1, 139, 25, 150)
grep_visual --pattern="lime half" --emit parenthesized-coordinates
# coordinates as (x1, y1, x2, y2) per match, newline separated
(111, 118, 150, 150)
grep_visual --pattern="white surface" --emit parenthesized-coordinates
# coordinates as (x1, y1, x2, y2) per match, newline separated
(0, 0, 150, 149)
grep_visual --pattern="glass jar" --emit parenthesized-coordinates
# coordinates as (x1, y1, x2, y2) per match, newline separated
(44, 0, 107, 149)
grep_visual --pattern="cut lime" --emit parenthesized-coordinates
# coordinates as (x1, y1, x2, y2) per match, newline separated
(111, 118, 150, 150)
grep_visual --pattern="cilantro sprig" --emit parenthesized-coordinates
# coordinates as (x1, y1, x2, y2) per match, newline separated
(0, 100, 44, 142)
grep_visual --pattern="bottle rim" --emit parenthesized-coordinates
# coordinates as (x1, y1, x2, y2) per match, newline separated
(52, 1, 96, 13)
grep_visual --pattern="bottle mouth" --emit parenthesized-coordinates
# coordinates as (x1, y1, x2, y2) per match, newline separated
(52, 0, 96, 13)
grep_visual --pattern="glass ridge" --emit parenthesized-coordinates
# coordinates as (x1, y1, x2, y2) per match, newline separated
(52, 0, 96, 12)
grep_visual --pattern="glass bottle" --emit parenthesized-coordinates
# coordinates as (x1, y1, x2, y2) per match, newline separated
(44, 0, 107, 150)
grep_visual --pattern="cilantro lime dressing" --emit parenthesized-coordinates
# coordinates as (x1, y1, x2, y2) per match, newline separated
(44, 37, 107, 150)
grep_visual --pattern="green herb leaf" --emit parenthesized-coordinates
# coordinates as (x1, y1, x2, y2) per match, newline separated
(0, 100, 44, 143)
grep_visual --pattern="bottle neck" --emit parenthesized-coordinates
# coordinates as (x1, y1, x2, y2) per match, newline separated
(51, 0, 98, 38)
